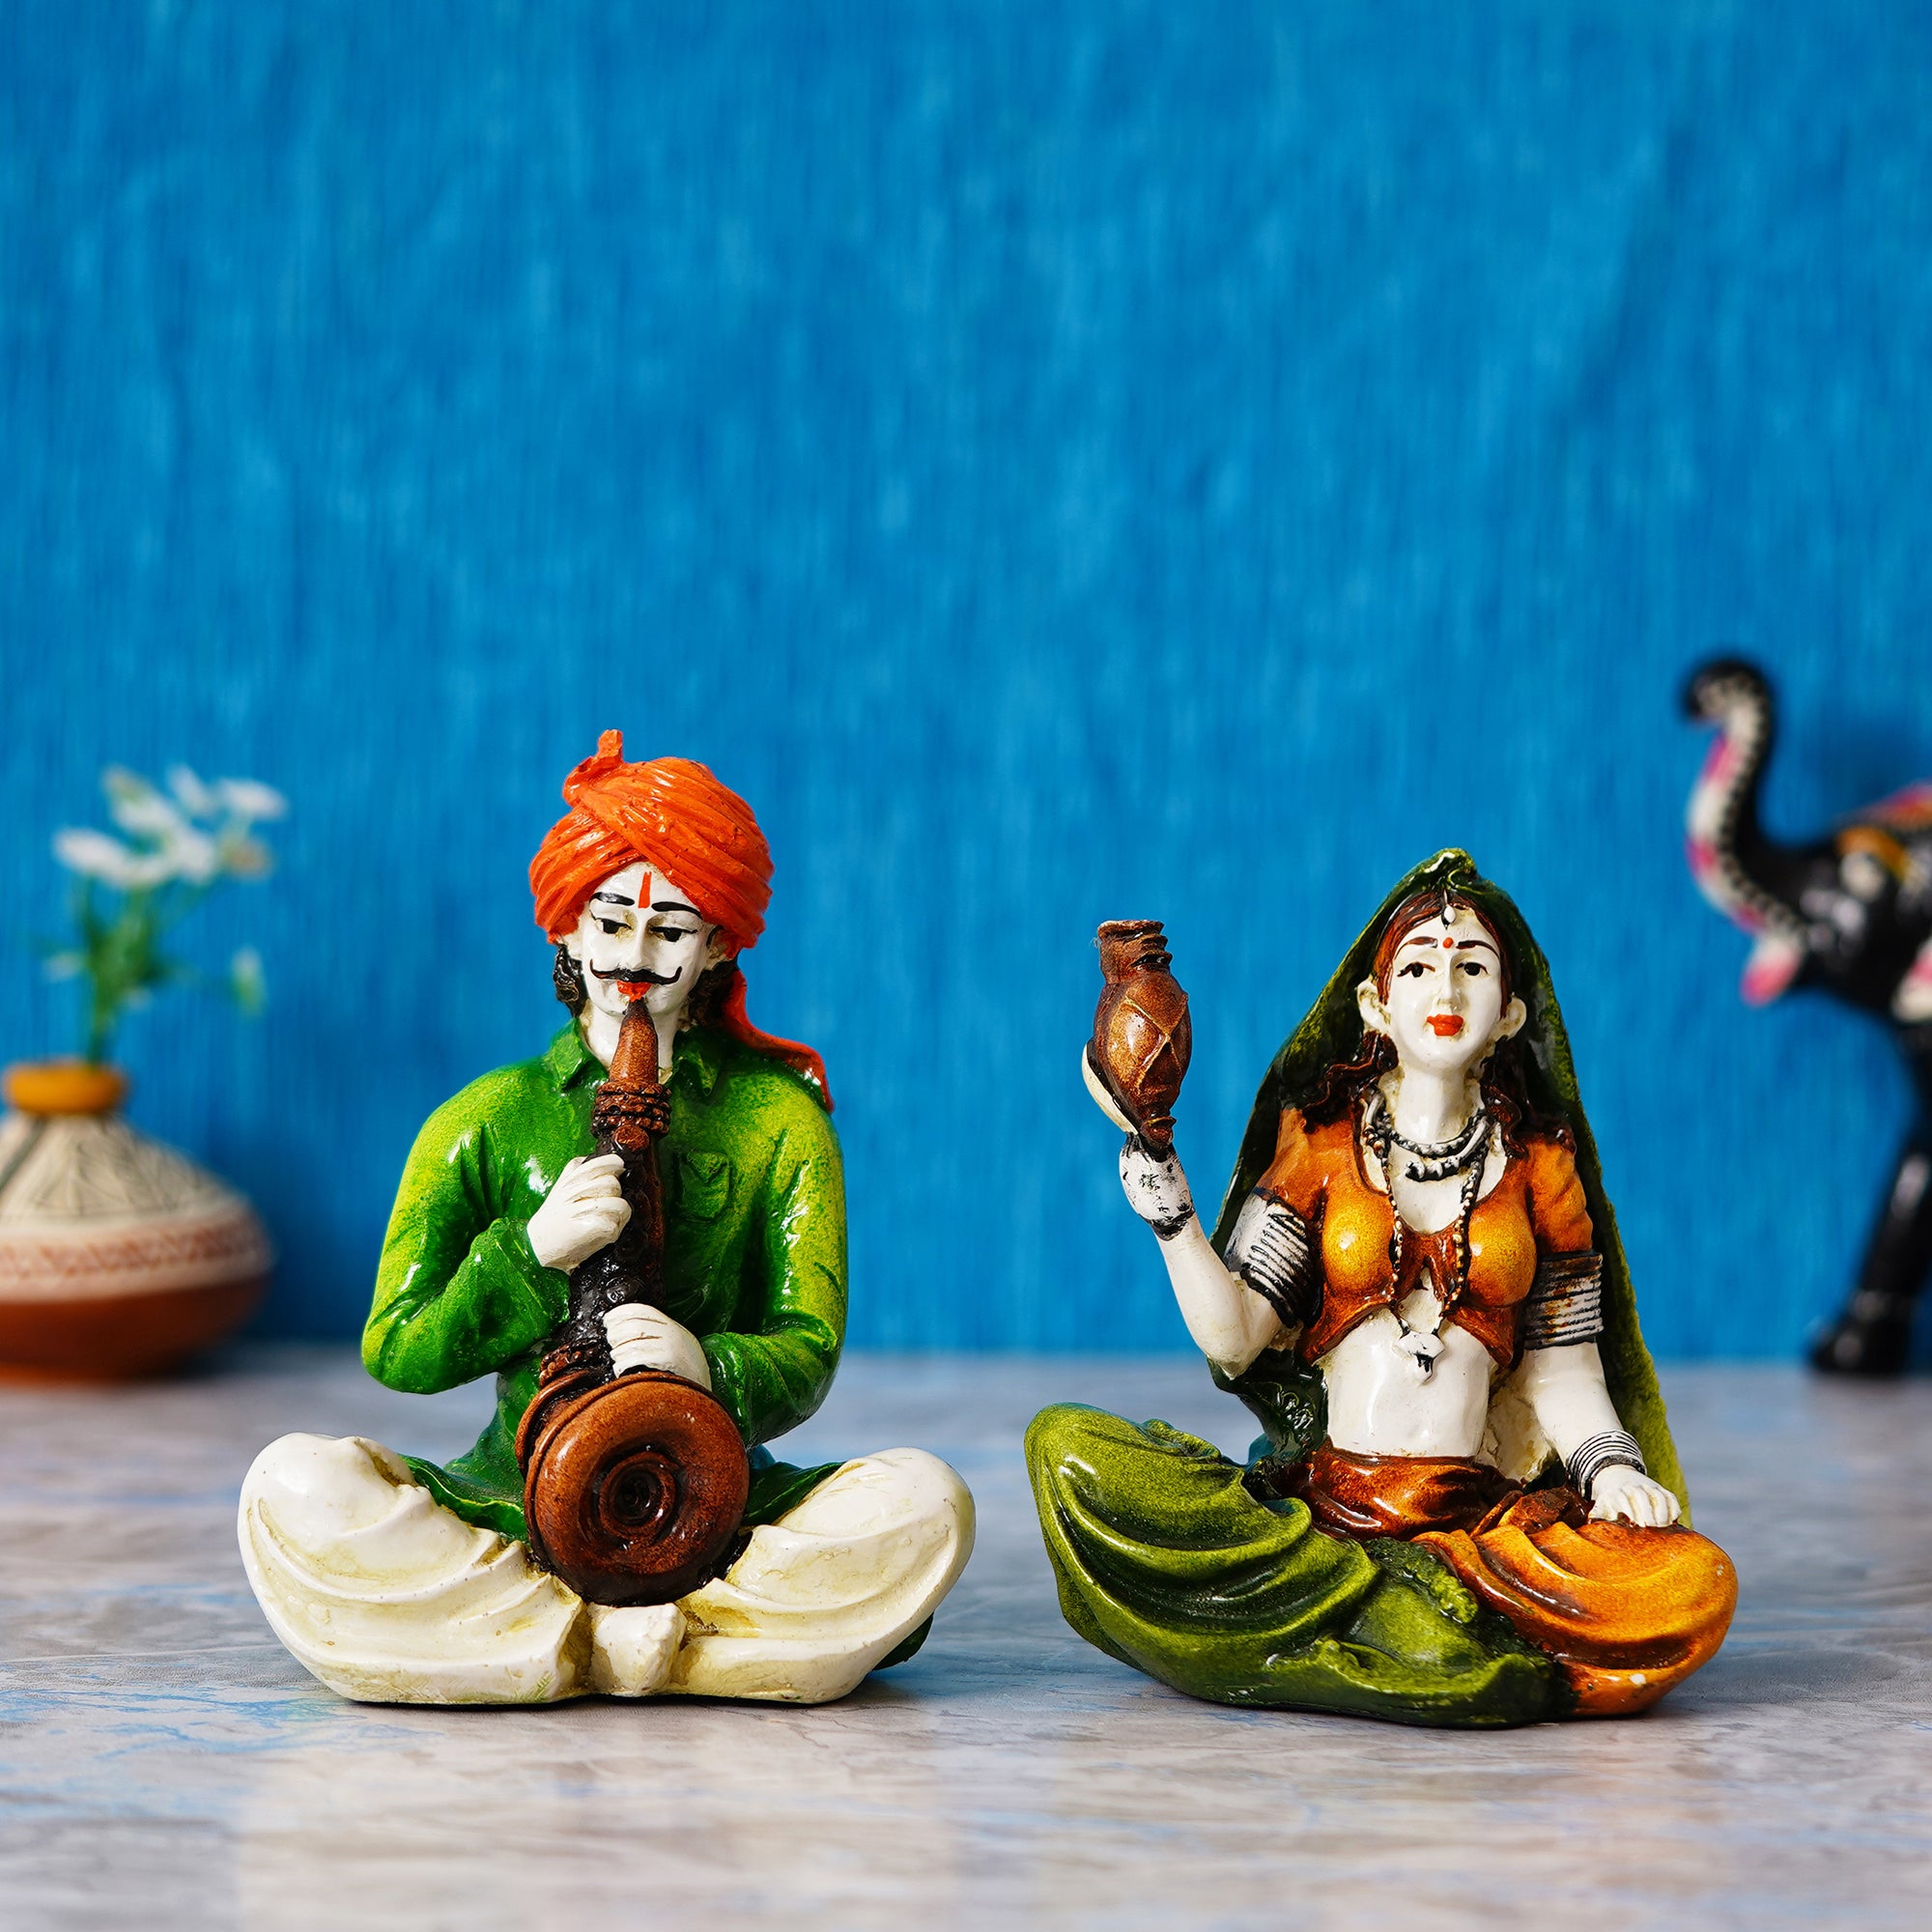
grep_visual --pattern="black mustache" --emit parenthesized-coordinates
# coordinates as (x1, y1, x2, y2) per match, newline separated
(592, 963, 681, 986)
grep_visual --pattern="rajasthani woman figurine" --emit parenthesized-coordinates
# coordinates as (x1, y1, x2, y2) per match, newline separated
(240, 734, 973, 1704)
(1030, 851, 1735, 1726)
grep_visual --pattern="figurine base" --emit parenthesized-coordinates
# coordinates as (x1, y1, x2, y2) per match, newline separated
(240, 1432, 973, 1705)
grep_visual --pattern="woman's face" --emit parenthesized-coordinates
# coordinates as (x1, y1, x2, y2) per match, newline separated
(1357, 910, 1524, 1078)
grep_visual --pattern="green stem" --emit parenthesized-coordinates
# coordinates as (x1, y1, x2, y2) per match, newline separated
(85, 1001, 112, 1067)
(68, 868, 232, 1065)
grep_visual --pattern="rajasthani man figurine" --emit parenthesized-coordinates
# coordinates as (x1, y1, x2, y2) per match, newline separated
(240, 733, 974, 1704)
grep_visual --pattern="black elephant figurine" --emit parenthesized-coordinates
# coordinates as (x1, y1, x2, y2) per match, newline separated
(1684, 657, 1932, 1375)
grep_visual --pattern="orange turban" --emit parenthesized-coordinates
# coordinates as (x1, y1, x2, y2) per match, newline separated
(529, 731, 830, 1108)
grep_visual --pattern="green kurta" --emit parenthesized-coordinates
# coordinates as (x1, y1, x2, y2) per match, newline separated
(363, 1021, 847, 1543)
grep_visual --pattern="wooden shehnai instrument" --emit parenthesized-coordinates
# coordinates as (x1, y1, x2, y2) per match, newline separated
(516, 998, 749, 1605)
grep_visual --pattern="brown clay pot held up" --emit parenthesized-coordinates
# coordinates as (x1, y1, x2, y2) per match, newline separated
(1089, 920, 1192, 1159)
(0, 1061, 271, 1380)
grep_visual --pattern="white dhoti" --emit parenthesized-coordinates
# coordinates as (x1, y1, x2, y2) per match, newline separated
(239, 1434, 974, 1706)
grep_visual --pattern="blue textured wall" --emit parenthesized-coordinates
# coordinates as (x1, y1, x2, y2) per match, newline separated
(4, 2, 1930, 1358)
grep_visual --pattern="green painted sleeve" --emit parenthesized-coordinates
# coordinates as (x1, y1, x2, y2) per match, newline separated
(702, 1095, 847, 1448)
(362, 1094, 571, 1396)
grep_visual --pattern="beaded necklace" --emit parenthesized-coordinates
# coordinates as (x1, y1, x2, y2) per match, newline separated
(1361, 1090, 1492, 1380)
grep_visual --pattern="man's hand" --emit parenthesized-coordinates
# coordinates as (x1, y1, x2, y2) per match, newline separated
(527, 1153, 630, 1273)
(604, 1306, 712, 1388)
(1589, 1465, 1681, 1527)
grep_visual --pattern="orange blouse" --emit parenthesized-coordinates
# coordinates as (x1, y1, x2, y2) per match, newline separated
(1254, 1107, 1594, 1368)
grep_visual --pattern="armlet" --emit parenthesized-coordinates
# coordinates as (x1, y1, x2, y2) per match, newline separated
(1225, 1190, 1319, 1327)
(1520, 1250, 1605, 1350)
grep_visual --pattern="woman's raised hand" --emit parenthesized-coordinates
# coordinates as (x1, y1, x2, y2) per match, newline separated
(1119, 1136, 1196, 1241)
(527, 1152, 631, 1272)
(1088, 1045, 1274, 1372)
(1588, 1464, 1682, 1528)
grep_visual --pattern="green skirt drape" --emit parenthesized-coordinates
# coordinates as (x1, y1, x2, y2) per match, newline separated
(1026, 1404, 1565, 1727)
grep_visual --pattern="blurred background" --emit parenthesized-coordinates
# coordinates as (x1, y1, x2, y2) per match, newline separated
(2, 0, 1928, 1359)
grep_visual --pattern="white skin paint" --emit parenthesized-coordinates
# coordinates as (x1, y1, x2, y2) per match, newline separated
(524, 859, 727, 1389)
(562, 859, 731, 1077)
(1102, 907, 1680, 1527)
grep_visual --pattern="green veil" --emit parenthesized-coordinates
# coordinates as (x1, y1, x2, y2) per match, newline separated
(1206, 849, 1689, 1517)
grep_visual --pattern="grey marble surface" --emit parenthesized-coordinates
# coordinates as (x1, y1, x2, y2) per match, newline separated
(0, 1352, 1927, 1930)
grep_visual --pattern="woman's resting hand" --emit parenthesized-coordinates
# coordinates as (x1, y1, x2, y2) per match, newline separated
(527, 1153, 631, 1272)
(1589, 1464, 1681, 1527)
(604, 1306, 713, 1389)
(1119, 1136, 1196, 1240)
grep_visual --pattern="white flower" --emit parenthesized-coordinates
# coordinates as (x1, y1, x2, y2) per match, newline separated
(97, 768, 229, 883)
(104, 768, 192, 842)
(167, 765, 221, 821)
(42, 952, 84, 981)
(53, 827, 170, 888)
(217, 832, 273, 879)
(216, 778, 288, 824)
(122, 851, 178, 888)
(166, 827, 222, 885)
(102, 766, 153, 805)
(53, 827, 131, 880)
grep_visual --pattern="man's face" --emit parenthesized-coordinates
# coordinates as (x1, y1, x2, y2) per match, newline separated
(563, 861, 727, 1030)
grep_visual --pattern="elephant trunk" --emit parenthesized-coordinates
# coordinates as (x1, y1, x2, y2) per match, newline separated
(1683, 657, 1814, 1004)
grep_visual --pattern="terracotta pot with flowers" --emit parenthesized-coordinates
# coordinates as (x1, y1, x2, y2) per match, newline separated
(0, 766, 285, 1378)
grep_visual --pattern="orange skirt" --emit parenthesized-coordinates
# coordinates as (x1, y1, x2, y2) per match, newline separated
(1282, 1443, 1737, 1717)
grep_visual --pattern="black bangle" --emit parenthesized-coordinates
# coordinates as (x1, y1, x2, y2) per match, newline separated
(1149, 1202, 1196, 1242)
(1224, 1190, 1318, 1324)
(1568, 1430, 1645, 1497)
